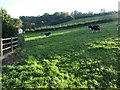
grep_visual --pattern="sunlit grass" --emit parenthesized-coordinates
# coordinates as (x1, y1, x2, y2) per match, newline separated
(25, 28, 81, 41)
(25, 35, 44, 41)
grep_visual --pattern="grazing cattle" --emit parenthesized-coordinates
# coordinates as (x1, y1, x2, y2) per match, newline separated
(44, 32, 51, 37)
(88, 25, 100, 32)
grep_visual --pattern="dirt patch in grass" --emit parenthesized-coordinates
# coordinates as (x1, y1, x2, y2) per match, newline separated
(1, 51, 21, 65)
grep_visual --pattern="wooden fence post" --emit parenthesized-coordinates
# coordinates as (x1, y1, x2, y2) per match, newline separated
(18, 36, 24, 47)
(11, 37, 13, 52)
(0, 15, 2, 56)
(0, 9, 2, 90)
(0, 38, 3, 56)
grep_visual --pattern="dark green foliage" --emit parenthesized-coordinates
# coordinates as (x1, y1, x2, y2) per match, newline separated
(1, 9, 22, 38)
(20, 12, 73, 29)
(1, 9, 16, 38)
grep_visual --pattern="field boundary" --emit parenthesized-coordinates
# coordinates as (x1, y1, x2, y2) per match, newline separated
(0, 37, 18, 57)
(0, 36, 24, 58)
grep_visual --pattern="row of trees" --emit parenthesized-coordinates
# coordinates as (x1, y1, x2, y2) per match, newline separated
(20, 12, 73, 29)
(20, 10, 117, 29)
(1, 9, 22, 38)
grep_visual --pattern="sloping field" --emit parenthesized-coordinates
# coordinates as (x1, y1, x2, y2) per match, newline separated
(2, 21, 119, 88)
(26, 13, 117, 32)
(32, 14, 117, 32)
(59, 14, 117, 25)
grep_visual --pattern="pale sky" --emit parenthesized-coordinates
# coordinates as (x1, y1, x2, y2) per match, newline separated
(0, 0, 119, 18)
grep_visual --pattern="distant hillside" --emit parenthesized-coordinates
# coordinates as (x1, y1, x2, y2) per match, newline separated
(25, 13, 117, 33)
(20, 11, 117, 31)
(59, 13, 117, 25)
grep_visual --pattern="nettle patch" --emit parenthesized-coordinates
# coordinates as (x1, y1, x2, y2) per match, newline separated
(86, 38, 118, 60)
(87, 38, 119, 50)
(2, 55, 117, 88)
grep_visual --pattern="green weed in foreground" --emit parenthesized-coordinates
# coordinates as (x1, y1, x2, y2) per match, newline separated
(2, 56, 117, 88)
(2, 22, 119, 89)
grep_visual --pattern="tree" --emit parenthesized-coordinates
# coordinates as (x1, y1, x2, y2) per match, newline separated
(14, 18, 23, 29)
(100, 9, 106, 14)
(70, 10, 82, 19)
(88, 11, 93, 15)
(1, 9, 22, 38)
(20, 12, 73, 29)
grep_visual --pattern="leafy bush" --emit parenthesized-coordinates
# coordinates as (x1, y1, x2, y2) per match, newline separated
(1, 9, 22, 38)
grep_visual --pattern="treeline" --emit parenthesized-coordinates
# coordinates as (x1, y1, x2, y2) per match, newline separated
(20, 12, 73, 29)
(20, 10, 117, 30)
(1, 9, 22, 38)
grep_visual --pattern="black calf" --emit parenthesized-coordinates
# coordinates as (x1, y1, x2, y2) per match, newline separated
(45, 32, 51, 37)
(88, 26, 93, 30)
(88, 25, 100, 32)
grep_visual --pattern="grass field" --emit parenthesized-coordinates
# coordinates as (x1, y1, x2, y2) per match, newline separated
(34, 14, 117, 31)
(59, 14, 117, 25)
(2, 21, 120, 88)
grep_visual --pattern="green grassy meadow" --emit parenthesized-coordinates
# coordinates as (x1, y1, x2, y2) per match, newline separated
(34, 14, 117, 31)
(59, 14, 117, 25)
(2, 21, 120, 88)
